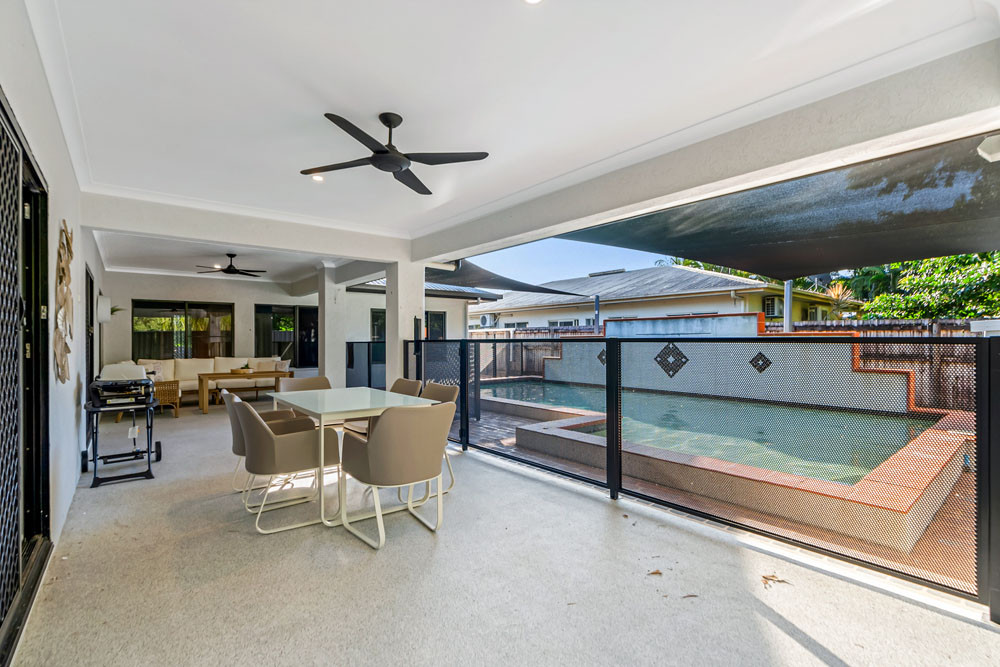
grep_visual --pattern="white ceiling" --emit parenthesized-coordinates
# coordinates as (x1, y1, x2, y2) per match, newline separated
(93, 230, 343, 283)
(31, 0, 1000, 239)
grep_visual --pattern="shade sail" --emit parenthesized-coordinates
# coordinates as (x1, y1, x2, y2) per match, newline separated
(425, 260, 583, 295)
(561, 132, 1000, 280)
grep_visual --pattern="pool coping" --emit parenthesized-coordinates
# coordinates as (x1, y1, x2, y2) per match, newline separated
(505, 403, 971, 516)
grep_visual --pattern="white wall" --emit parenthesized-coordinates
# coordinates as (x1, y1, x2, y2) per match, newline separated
(1, 1, 104, 542)
(471, 291, 840, 329)
(100, 270, 470, 364)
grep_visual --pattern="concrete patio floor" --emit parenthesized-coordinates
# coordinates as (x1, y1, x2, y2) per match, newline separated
(13, 400, 1000, 666)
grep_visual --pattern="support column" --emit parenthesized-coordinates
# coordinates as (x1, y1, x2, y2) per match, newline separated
(318, 265, 349, 387)
(783, 280, 794, 333)
(385, 261, 425, 384)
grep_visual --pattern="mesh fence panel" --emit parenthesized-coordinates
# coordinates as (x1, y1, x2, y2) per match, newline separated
(0, 116, 20, 622)
(619, 339, 978, 595)
(421, 341, 463, 440)
(469, 340, 608, 483)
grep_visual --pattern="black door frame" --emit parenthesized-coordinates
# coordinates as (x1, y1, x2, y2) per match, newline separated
(0, 84, 52, 664)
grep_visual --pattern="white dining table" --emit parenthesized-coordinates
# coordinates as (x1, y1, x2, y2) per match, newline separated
(268, 387, 437, 526)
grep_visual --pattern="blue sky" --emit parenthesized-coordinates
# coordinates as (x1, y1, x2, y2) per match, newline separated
(469, 238, 667, 285)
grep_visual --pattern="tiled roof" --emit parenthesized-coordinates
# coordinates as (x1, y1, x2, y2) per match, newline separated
(469, 265, 764, 312)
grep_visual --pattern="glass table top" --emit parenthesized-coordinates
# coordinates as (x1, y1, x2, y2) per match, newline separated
(268, 387, 436, 419)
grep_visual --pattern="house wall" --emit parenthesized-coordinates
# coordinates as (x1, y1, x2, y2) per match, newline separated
(471, 292, 831, 329)
(0, 1, 106, 542)
(100, 270, 468, 365)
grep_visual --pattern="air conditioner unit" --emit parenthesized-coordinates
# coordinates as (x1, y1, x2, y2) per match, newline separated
(763, 296, 784, 318)
(479, 314, 499, 328)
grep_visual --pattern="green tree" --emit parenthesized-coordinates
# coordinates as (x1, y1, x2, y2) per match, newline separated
(862, 253, 1000, 319)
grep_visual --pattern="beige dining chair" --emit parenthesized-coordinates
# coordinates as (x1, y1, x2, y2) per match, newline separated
(235, 402, 342, 534)
(419, 381, 460, 493)
(275, 375, 333, 420)
(344, 377, 423, 436)
(221, 389, 297, 493)
(340, 402, 457, 549)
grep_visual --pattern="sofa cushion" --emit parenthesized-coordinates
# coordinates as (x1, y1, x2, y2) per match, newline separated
(250, 359, 277, 372)
(138, 358, 175, 381)
(178, 379, 216, 392)
(174, 358, 215, 381)
(255, 378, 276, 388)
(216, 378, 256, 389)
(214, 357, 249, 374)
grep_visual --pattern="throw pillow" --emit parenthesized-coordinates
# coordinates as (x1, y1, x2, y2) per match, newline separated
(253, 359, 277, 372)
(275, 359, 291, 372)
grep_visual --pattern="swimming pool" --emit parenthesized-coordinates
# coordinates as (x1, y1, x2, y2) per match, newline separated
(479, 380, 937, 485)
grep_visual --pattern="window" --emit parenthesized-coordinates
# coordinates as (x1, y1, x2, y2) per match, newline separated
(503, 323, 517, 329)
(254, 305, 318, 367)
(132, 300, 233, 360)
(548, 319, 578, 328)
(584, 318, 594, 327)
(426, 311, 447, 340)
(371, 308, 447, 345)
(515, 322, 528, 329)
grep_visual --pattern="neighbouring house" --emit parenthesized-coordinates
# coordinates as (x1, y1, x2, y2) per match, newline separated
(468, 265, 843, 331)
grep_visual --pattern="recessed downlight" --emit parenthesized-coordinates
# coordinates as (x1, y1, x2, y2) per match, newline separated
(213, 264, 221, 269)
(524, 0, 543, 4)
(311, 174, 324, 182)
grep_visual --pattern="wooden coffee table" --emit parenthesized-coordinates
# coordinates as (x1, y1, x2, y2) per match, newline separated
(197, 370, 293, 414)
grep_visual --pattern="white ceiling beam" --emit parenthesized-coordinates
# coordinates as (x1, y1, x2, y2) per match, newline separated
(412, 40, 1000, 262)
(82, 192, 410, 263)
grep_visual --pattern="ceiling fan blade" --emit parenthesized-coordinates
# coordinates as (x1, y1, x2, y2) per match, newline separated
(237, 269, 266, 273)
(406, 152, 488, 165)
(234, 270, 263, 277)
(300, 157, 372, 175)
(394, 169, 432, 195)
(197, 269, 223, 274)
(324, 114, 386, 153)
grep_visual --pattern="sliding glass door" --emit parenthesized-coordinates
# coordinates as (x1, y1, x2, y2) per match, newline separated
(131, 300, 233, 359)
(254, 305, 318, 368)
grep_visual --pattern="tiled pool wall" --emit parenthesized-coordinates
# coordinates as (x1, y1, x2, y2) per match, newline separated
(543, 341, 912, 414)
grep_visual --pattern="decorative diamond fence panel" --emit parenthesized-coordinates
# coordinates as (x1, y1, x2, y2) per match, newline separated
(0, 119, 21, 624)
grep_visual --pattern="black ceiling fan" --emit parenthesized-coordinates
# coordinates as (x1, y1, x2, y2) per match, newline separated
(300, 112, 488, 195)
(196, 253, 266, 278)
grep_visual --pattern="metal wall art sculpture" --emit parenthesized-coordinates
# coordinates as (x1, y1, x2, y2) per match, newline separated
(53, 220, 73, 383)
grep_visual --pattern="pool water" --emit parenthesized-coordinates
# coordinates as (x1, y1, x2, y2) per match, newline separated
(479, 380, 937, 485)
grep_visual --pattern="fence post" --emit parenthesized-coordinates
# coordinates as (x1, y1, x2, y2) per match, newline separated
(605, 338, 622, 499)
(459, 341, 470, 450)
(985, 338, 1000, 622)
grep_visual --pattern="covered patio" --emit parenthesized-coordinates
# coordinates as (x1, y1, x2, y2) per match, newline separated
(4, 1, 1000, 664)
(15, 403, 1000, 665)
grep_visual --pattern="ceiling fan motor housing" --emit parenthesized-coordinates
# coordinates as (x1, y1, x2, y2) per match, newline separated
(371, 152, 411, 172)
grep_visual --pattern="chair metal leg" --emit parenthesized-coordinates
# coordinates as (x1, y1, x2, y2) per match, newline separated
(244, 473, 319, 513)
(407, 476, 443, 532)
(342, 485, 386, 549)
(443, 451, 456, 493)
(254, 475, 324, 535)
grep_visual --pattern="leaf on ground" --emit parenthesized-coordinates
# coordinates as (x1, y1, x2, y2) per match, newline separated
(622, 514, 629, 518)
(682, 594, 698, 599)
(647, 569, 663, 576)
(761, 574, 791, 589)
(567, 602, 576, 606)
